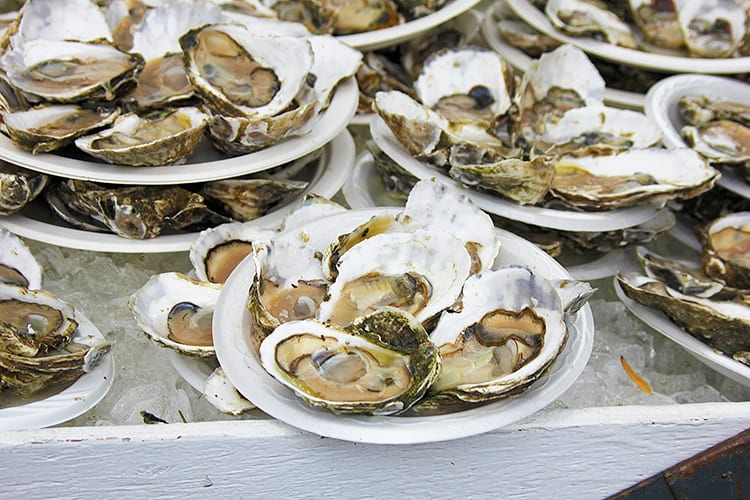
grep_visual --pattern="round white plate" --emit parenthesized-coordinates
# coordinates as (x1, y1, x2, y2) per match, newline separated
(0, 130, 355, 253)
(0, 78, 357, 185)
(167, 350, 217, 394)
(213, 207, 595, 444)
(506, 0, 750, 74)
(369, 115, 660, 232)
(480, 2, 644, 110)
(337, 0, 483, 51)
(644, 74, 750, 199)
(0, 309, 114, 430)
(614, 278, 750, 388)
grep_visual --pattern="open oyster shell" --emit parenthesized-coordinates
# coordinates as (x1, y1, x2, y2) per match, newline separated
(129, 272, 221, 358)
(259, 307, 440, 415)
(74, 107, 209, 166)
(700, 212, 750, 289)
(414, 266, 569, 413)
(0, 228, 41, 290)
(0, 283, 111, 397)
(0, 163, 47, 216)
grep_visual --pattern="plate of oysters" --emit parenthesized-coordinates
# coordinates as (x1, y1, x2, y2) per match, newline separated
(645, 74, 750, 200)
(0, 0, 360, 185)
(615, 244, 750, 388)
(211, 178, 596, 444)
(0, 229, 114, 430)
(505, 0, 750, 74)
(368, 42, 718, 233)
(0, 130, 355, 253)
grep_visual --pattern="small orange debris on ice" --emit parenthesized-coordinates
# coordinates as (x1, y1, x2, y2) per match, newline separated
(620, 355, 653, 395)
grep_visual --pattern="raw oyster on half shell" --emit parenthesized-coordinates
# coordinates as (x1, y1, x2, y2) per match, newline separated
(259, 307, 440, 415)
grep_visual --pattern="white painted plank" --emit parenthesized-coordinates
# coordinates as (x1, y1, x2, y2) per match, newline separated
(1, 403, 747, 499)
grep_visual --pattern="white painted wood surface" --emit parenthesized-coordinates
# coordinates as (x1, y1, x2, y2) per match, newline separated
(2, 402, 748, 498)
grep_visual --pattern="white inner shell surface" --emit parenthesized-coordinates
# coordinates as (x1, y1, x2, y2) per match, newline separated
(316, 230, 472, 325)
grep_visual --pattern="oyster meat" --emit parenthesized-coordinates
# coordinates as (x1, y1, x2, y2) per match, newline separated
(700, 211, 750, 289)
(259, 307, 440, 415)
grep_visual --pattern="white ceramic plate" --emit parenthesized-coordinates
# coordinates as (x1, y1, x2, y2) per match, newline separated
(167, 350, 217, 394)
(213, 207, 595, 444)
(0, 78, 357, 185)
(369, 116, 660, 232)
(506, 0, 750, 74)
(480, 2, 644, 110)
(644, 74, 750, 199)
(0, 309, 114, 430)
(614, 278, 750, 388)
(0, 130, 355, 253)
(337, 0, 483, 51)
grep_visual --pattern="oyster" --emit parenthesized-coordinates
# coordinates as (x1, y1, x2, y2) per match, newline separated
(202, 367, 255, 415)
(190, 222, 276, 284)
(0, 283, 111, 397)
(74, 107, 209, 166)
(628, 0, 684, 50)
(259, 307, 440, 415)
(317, 230, 472, 327)
(181, 23, 313, 118)
(0, 39, 144, 104)
(0, 162, 47, 216)
(45, 180, 211, 239)
(548, 147, 719, 210)
(416, 266, 569, 413)
(0, 228, 42, 289)
(679, 95, 750, 128)
(700, 212, 750, 289)
(674, 0, 747, 58)
(10, 0, 113, 46)
(617, 271, 750, 366)
(129, 272, 222, 357)
(248, 238, 329, 350)
(545, 0, 638, 48)
(681, 120, 750, 168)
(2, 104, 120, 154)
(200, 178, 308, 222)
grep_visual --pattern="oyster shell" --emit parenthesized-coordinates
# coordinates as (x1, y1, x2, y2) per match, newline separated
(181, 23, 313, 118)
(679, 95, 750, 127)
(259, 307, 440, 415)
(74, 107, 209, 166)
(0, 39, 144, 103)
(200, 178, 309, 222)
(674, 0, 747, 58)
(0, 163, 47, 216)
(416, 266, 569, 413)
(45, 180, 210, 239)
(548, 147, 719, 210)
(190, 222, 276, 284)
(617, 271, 750, 366)
(628, 0, 684, 50)
(129, 272, 221, 357)
(2, 104, 120, 154)
(545, 0, 638, 49)
(0, 228, 42, 289)
(681, 120, 750, 168)
(0, 282, 111, 397)
(202, 366, 255, 415)
(700, 211, 750, 289)
(317, 230, 472, 327)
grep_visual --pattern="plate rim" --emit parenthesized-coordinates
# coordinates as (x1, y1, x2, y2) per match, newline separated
(337, 0, 483, 51)
(0, 78, 357, 185)
(369, 115, 660, 232)
(505, 0, 750, 74)
(0, 304, 115, 430)
(0, 130, 356, 253)
(613, 277, 750, 388)
(213, 206, 595, 444)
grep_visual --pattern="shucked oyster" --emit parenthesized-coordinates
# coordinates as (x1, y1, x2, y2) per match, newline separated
(259, 307, 440, 415)
(700, 212, 750, 289)
(74, 107, 209, 166)
(0, 283, 111, 397)
(0, 162, 47, 216)
(415, 266, 569, 413)
(0, 228, 42, 290)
